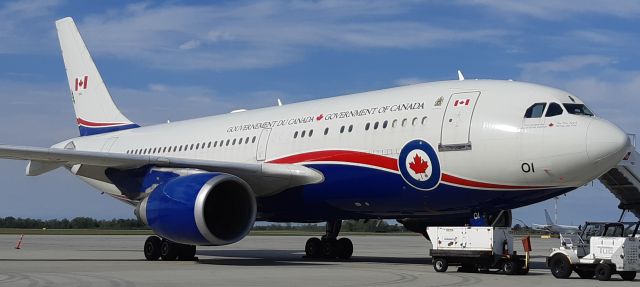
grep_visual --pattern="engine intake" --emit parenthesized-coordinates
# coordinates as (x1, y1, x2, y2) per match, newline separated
(136, 172, 256, 246)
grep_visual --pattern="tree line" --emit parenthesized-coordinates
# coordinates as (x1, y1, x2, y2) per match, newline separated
(0, 217, 406, 232)
(0, 216, 147, 230)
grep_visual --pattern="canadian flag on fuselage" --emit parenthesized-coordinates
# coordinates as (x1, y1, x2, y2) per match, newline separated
(75, 76, 88, 91)
(454, 99, 471, 107)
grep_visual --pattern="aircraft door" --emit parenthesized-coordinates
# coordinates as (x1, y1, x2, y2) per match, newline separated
(256, 128, 272, 161)
(100, 137, 118, 152)
(439, 91, 481, 151)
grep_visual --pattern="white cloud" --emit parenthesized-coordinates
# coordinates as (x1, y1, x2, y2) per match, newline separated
(461, 0, 640, 20)
(394, 77, 427, 86)
(71, 1, 506, 70)
(519, 55, 615, 77)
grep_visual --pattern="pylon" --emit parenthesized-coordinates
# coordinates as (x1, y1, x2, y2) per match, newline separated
(15, 234, 24, 249)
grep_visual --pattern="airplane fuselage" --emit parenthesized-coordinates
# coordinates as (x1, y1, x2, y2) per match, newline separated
(54, 79, 629, 223)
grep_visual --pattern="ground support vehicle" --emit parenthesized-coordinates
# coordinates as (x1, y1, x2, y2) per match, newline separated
(547, 221, 640, 281)
(427, 226, 530, 275)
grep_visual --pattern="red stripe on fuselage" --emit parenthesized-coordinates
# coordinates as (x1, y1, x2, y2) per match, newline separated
(268, 150, 398, 171)
(76, 118, 128, 127)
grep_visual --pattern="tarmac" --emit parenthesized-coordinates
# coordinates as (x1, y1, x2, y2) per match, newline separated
(0, 234, 636, 286)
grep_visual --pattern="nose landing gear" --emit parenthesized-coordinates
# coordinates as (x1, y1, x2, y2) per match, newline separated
(304, 220, 353, 259)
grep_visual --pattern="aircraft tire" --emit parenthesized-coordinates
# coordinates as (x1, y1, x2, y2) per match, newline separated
(143, 236, 161, 261)
(177, 244, 197, 261)
(160, 239, 179, 261)
(305, 237, 322, 258)
(336, 238, 353, 259)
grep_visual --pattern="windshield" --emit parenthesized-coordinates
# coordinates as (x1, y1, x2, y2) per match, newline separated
(563, 103, 594, 116)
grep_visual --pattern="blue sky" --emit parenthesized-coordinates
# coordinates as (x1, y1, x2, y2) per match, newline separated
(0, 0, 639, 226)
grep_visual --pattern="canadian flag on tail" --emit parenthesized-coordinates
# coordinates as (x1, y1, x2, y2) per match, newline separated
(454, 99, 470, 107)
(75, 75, 88, 91)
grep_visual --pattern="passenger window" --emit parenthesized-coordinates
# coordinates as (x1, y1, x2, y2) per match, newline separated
(340, 126, 345, 133)
(252, 136, 256, 143)
(324, 127, 329, 135)
(245, 137, 250, 143)
(301, 130, 306, 138)
(348, 125, 353, 132)
(374, 122, 379, 130)
(309, 130, 314, 137)
(412, 117, 418, 126)
(232, 138, 236, 145)
(208, 142, 212, 148)
(421, 116, 428, 125)
(392, 119, 398, 128)
(524, 103, 546, 118)
(545, 103, 563, 117)
(383, 120, 388, 129)
(365, 123, 370, 131)
(402, 119, 407, 127)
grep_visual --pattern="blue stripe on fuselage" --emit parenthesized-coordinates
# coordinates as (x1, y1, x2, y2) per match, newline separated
(257, 164, 575, 222)
(79, 123, 140, 136)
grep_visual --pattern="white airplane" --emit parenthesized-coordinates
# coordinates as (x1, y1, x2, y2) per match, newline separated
(532, 209, 580, 234)
(0, 17, 631, 261)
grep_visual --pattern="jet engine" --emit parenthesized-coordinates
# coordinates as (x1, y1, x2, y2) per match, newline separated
(135, 172, 256, 246)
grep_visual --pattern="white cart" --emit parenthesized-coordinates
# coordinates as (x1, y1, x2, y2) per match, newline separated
(427, 226, 530, 275)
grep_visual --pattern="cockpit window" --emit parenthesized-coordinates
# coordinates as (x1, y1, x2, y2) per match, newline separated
(563, 103, 594, 116)
(545, 102, 563, 117)
(524, 103, 546, 118)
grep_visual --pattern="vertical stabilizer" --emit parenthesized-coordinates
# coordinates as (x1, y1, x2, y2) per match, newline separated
(544, 209, 554, 225)
(55, 17, 138, 136)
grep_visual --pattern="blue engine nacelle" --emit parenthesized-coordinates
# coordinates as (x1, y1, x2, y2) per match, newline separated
(135, 172, 256, 246)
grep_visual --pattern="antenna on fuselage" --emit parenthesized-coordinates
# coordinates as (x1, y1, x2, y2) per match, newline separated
(277, 98, 283, 106)
(457, 70, 465, 81)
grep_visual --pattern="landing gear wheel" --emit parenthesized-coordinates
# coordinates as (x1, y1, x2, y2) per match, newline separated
(502, 260, 519, 275)
(595, 264, 612, 281)
(177, 244, 196, 261)
(160, 239, 179, 261)
(433, 257, 448, 272)
(575, 269, 594, 279)
(620, 271, 636, 281)
(322, 239, 338, 258)
(144, 236, 161, 261)
(305, 238, 322, 258)
(549, 254, 572, 279)
(336, 238, 353, 259)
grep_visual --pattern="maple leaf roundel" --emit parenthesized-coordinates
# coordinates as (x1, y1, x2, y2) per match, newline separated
(398, 139, 441, 191)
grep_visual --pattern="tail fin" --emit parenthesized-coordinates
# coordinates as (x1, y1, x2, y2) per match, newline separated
(55, 17, 139, 136)
(544, 209, 554, 225)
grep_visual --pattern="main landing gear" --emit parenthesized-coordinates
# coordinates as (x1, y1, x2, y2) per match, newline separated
(144, 235, 197, 261)
(305, 220, 353, 259)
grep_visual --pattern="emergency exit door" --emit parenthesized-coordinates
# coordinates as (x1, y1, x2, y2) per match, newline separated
(256, 128, 271, 161)
(439, 91, 481, 151)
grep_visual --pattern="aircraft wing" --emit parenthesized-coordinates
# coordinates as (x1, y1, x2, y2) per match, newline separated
(0, 145, 323, 197)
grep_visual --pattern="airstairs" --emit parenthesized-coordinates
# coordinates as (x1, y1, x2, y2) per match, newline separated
(599, 134, 640, 219)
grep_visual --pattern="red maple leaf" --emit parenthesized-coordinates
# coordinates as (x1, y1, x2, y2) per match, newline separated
(316, 114, 324, 121)
(409, 154, 429, 174)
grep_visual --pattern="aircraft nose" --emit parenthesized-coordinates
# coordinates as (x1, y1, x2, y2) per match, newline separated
(586, 119, 629, 162)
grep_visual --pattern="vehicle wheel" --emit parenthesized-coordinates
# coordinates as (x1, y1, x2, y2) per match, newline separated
(336, 238, 353, 259)
(177, 244, 196, 261)
(433, 257, 448, 273)
(594, 264, 612, 281)
(305, 238, 322, 258)
(160, 239, 179, 261)
(322, 239, 338, 258)
(143, 236, 161, 261)
(620, 271, 636, 281)
(549, 254, 572, 279)
(502, 260, 519, 275)
(575, 269, 594, 279)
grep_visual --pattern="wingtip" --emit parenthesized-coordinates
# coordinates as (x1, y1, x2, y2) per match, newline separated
(55, 17, 74, 25)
